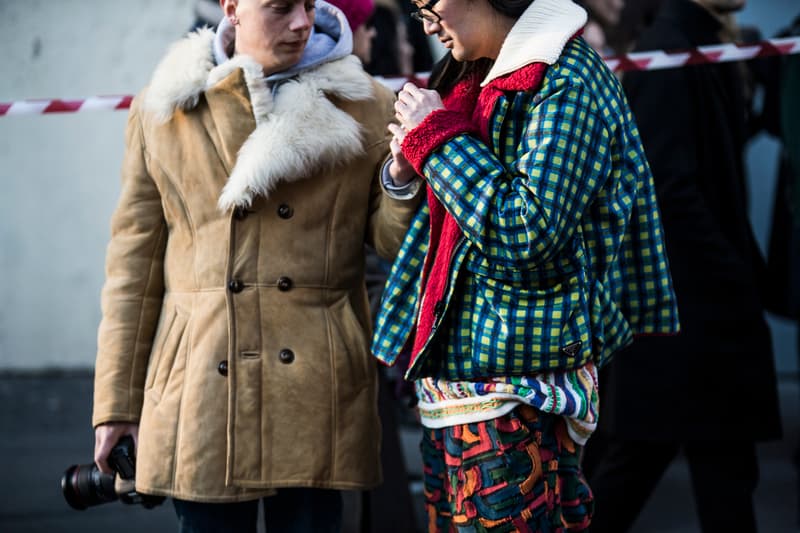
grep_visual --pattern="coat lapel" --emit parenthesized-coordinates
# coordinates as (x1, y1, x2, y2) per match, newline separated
(203, 69, 257, 176)
(217, 57, 373, 211)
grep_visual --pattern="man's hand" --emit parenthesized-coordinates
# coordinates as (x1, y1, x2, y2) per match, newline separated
(387, 123, 417, 185)
(94, 422, 139, 475)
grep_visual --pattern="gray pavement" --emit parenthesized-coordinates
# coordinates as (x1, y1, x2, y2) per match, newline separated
(0, 371, 797, 533)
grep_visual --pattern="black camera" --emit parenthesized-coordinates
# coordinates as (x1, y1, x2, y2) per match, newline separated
(61, 435, 165, 510)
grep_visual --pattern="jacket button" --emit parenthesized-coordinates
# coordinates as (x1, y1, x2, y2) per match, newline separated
(217, 360, 228, 376)
(228, 279, 244, 293)
(434, 300, 445, 317)
(278, 349, 295, 364)
(277, 276, 293, 291)
(234, 207, 249, 220)
(277, 204, 293, 219)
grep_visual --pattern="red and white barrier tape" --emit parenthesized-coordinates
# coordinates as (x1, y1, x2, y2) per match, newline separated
(604, 35, 800, 72)
(2, 36, 798, 117)
(0, 95, 133, 117)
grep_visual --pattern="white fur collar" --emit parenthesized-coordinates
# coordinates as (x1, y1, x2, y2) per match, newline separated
(142, 29, 375, 210)
(482, 0, 588, 86)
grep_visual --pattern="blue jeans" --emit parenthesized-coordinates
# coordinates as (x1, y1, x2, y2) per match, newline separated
(173, 488, 343, 533)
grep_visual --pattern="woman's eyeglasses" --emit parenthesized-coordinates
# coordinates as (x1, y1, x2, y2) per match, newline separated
(410, 0, 441, 24)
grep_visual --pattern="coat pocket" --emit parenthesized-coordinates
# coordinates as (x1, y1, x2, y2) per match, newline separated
(231, 354, 263, 482)
(329, 295, 371, 386)
(145, 308, 189, 403)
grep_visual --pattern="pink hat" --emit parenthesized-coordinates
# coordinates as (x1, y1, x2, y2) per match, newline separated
(327, 0, 375, 32)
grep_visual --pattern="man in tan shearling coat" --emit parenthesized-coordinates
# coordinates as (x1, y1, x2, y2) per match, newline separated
(90, 0, 421, 529)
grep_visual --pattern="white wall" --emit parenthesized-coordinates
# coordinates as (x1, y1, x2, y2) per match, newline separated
(0, 0, 797, 371)
(0, 0, 193, 369)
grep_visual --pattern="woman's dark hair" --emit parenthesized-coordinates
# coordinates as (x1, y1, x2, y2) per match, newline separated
(427, 53, 492, 95)
(486, 0, 535, 19)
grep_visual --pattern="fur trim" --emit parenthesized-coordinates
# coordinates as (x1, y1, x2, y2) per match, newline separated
(217, 56, 374, 210)
(402, 110, 477, 175)
(142, 30, 377, 211)
(143, 28, 216, 123)
(304, 55, 375, 102)
(401, 69, 483, 174)
(217, 67, 369, 210)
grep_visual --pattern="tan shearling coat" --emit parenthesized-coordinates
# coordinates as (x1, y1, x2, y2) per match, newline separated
(91, 28, 421, 502)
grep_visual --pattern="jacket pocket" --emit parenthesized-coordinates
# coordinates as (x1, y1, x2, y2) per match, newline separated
(145, 308, 189, 403)
(461, 271, 587, 376)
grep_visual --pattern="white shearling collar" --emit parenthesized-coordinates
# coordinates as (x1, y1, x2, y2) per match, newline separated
(482, 0, 588, 86)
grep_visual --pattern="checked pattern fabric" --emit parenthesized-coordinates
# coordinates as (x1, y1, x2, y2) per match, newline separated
(373, 37, 679, 381)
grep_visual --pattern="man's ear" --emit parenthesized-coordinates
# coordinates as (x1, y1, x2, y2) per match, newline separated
(221, 0, 238, 18)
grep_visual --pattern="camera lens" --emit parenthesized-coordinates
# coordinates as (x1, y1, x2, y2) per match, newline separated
(61, 463, 118, 510)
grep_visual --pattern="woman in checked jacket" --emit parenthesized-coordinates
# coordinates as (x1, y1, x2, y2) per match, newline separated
(372, 0, 680, 530)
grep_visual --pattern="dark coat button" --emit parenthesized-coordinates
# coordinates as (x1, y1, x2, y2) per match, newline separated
(277, 204, 293, 219)
(434, 300, 446, 317)
(278, 349, 295, 364)
(277, 276, 293, 291)
(217, 360, 228, 376)
(228, 279, 244, 293)
(234, 207, 249, 220)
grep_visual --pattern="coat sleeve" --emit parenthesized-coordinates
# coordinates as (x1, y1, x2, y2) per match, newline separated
(420, 77, 612, 269)
(92, 95, 167, 428)
(365, 80, 424, 260)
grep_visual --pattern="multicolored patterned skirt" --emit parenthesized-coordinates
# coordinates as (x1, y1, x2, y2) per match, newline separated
(421, 405, 593, 532)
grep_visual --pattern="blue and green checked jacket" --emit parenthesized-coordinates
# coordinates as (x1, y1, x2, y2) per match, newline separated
(373, 36, 680, 381)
